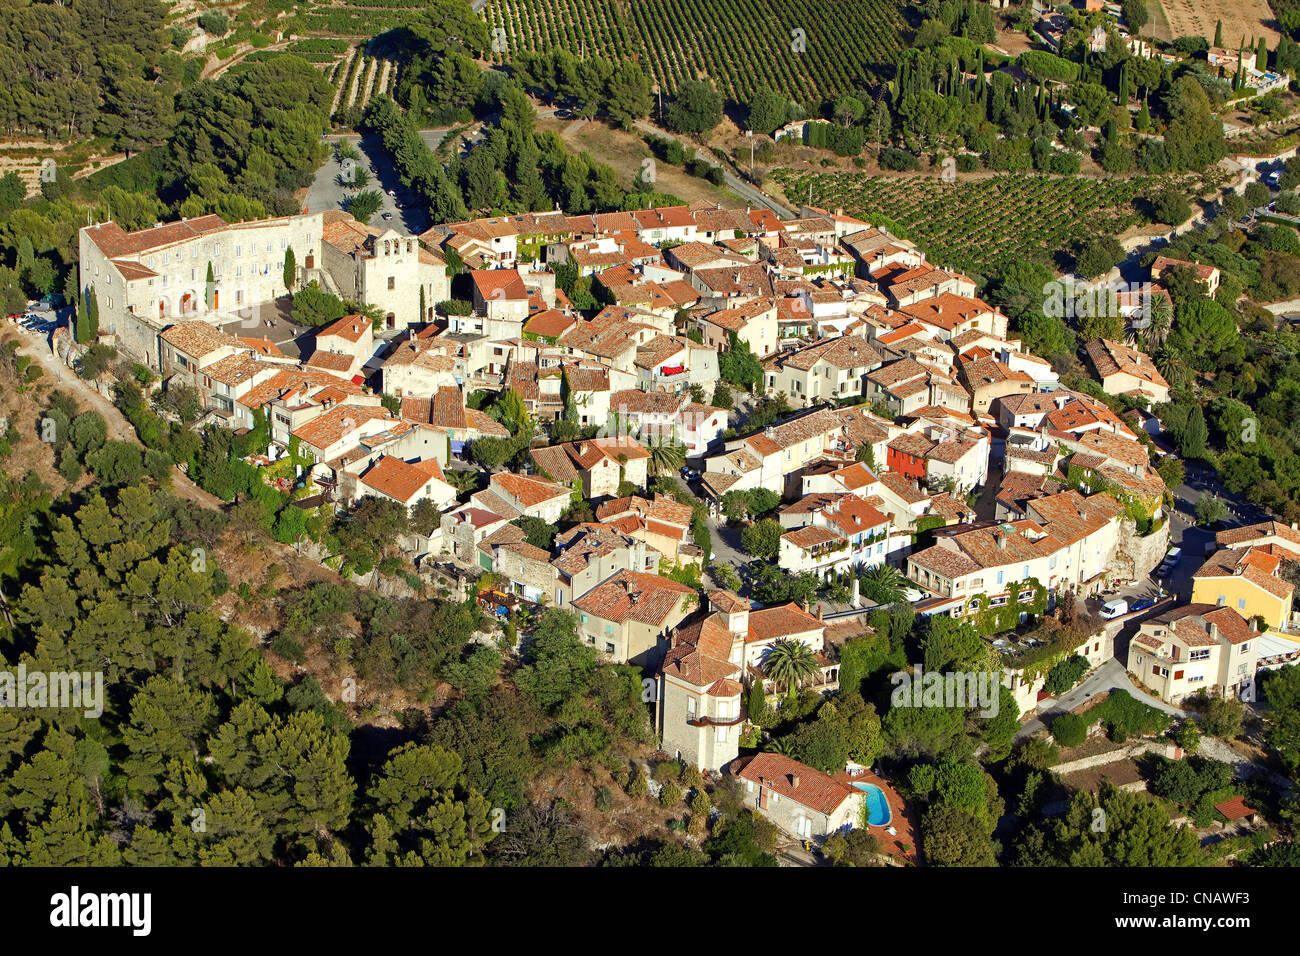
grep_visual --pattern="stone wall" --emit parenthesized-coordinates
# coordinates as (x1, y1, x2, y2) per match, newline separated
(1111, 516, 1170, 581)
(1052, 738, 1179, 776)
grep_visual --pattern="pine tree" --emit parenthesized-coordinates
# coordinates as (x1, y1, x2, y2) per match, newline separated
(1214, 20, 1223, 48)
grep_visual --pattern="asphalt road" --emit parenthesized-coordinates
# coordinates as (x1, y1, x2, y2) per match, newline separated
(1015, 658, 1186, 739)
(632, 119, 795, 219)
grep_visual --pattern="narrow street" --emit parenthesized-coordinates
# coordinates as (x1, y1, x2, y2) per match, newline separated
(632, 118, 796, 219)
(1015, 658, 1187, 740)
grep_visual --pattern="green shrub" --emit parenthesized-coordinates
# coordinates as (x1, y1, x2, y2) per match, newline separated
(1050, 712, 1088, 747)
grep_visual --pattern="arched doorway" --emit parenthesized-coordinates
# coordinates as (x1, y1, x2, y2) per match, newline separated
(386, 312, 396, 330)
(158, 299, 166, 318)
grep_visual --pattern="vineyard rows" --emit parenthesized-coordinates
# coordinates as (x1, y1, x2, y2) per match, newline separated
(483, 0, 909, 102)
(773, 171, 1207, 274)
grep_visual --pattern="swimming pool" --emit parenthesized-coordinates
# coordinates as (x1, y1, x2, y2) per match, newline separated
(852, 782, 892, 827)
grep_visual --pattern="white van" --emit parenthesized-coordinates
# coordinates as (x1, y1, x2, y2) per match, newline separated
(1100, 599, 1128, 620)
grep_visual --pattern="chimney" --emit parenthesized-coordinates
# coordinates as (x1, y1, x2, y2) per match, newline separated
(815, 604, 823, 620)
(790, 774, 801, 788)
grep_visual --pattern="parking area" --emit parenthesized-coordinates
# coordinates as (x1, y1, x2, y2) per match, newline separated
(7, 299, 69, 339)
(303, 132, 450, 234)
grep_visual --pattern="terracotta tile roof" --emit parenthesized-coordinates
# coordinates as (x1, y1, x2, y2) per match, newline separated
(1213, 796, 1257, 821)
(239, 369, 367, 411)
(471, 268, 528, 301)
(746, 603, 824, 643)
(112, 259, 157, 280)
(1193, 546, 1295, 600)
(821, 497, 890, 536)
(960, 355, 1034, 390)
(552, 524, 646, 575)
(382, 338, 457, 372)
(305, 351, 355, 373)
(909, 544, 983, 579)
(596, 493, 693, 531)
(832, 462, 879, 491)
(1024, 490, 1123, 546)
(570, 569, 696, 625)
(292, 405, 395, 450)
(878, 470, 928, 504)
(236, 337, 287, 357)
(708, 590, 749, 614)
(359, 455, 445, 504)
(199, 353, 267, 387)
(782, 524, 846, 550)
(84, 214, 228, 259)
(1147, 602, 1257, 647)
(608, 388, 685, 416)
(1218, 520, 1300, 551)
(693, 264, 774, 297)
(495, 539, 553, 563)
(490, 472, 571, 508)
(901, 293, 995, 333)
(733, 752, 858, 816)
(318, 313, 370, 343)
(161, 321, 241, 359)
(775, 334, 882, 372)
(662, 613, 741, 688)
(868, 357, 928, 388)
(1084, 338, 1167, 391)
(321, 214, 382, 256)
(524, 309, 576, 339)
(449, 505, 511, 530)
(1152, 255, 1217, 282)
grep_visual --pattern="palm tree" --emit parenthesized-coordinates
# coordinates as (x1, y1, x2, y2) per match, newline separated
(762, 639, 821, 696)
(860, 563, 907, 605)
(648, 434, 687, 478)
(1141, 293, 1173, 351)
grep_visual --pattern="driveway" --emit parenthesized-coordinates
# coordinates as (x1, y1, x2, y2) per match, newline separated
(1015, 658, 1186, 740)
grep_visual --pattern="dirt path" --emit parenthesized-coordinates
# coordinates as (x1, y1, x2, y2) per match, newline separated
(11, 328, 224, 511)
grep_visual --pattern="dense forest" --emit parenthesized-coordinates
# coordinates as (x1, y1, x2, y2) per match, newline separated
(0, 0, 181, 148)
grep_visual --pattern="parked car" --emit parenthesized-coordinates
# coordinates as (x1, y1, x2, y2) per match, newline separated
(1130, 597, 1156, 613)
(1164, 547, 1182, 564)
(381, 212, 393, 220)
(1204, 541, 1218, 555)
(1100, 599, 1128, 620)
(386, 188, 397, 197)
